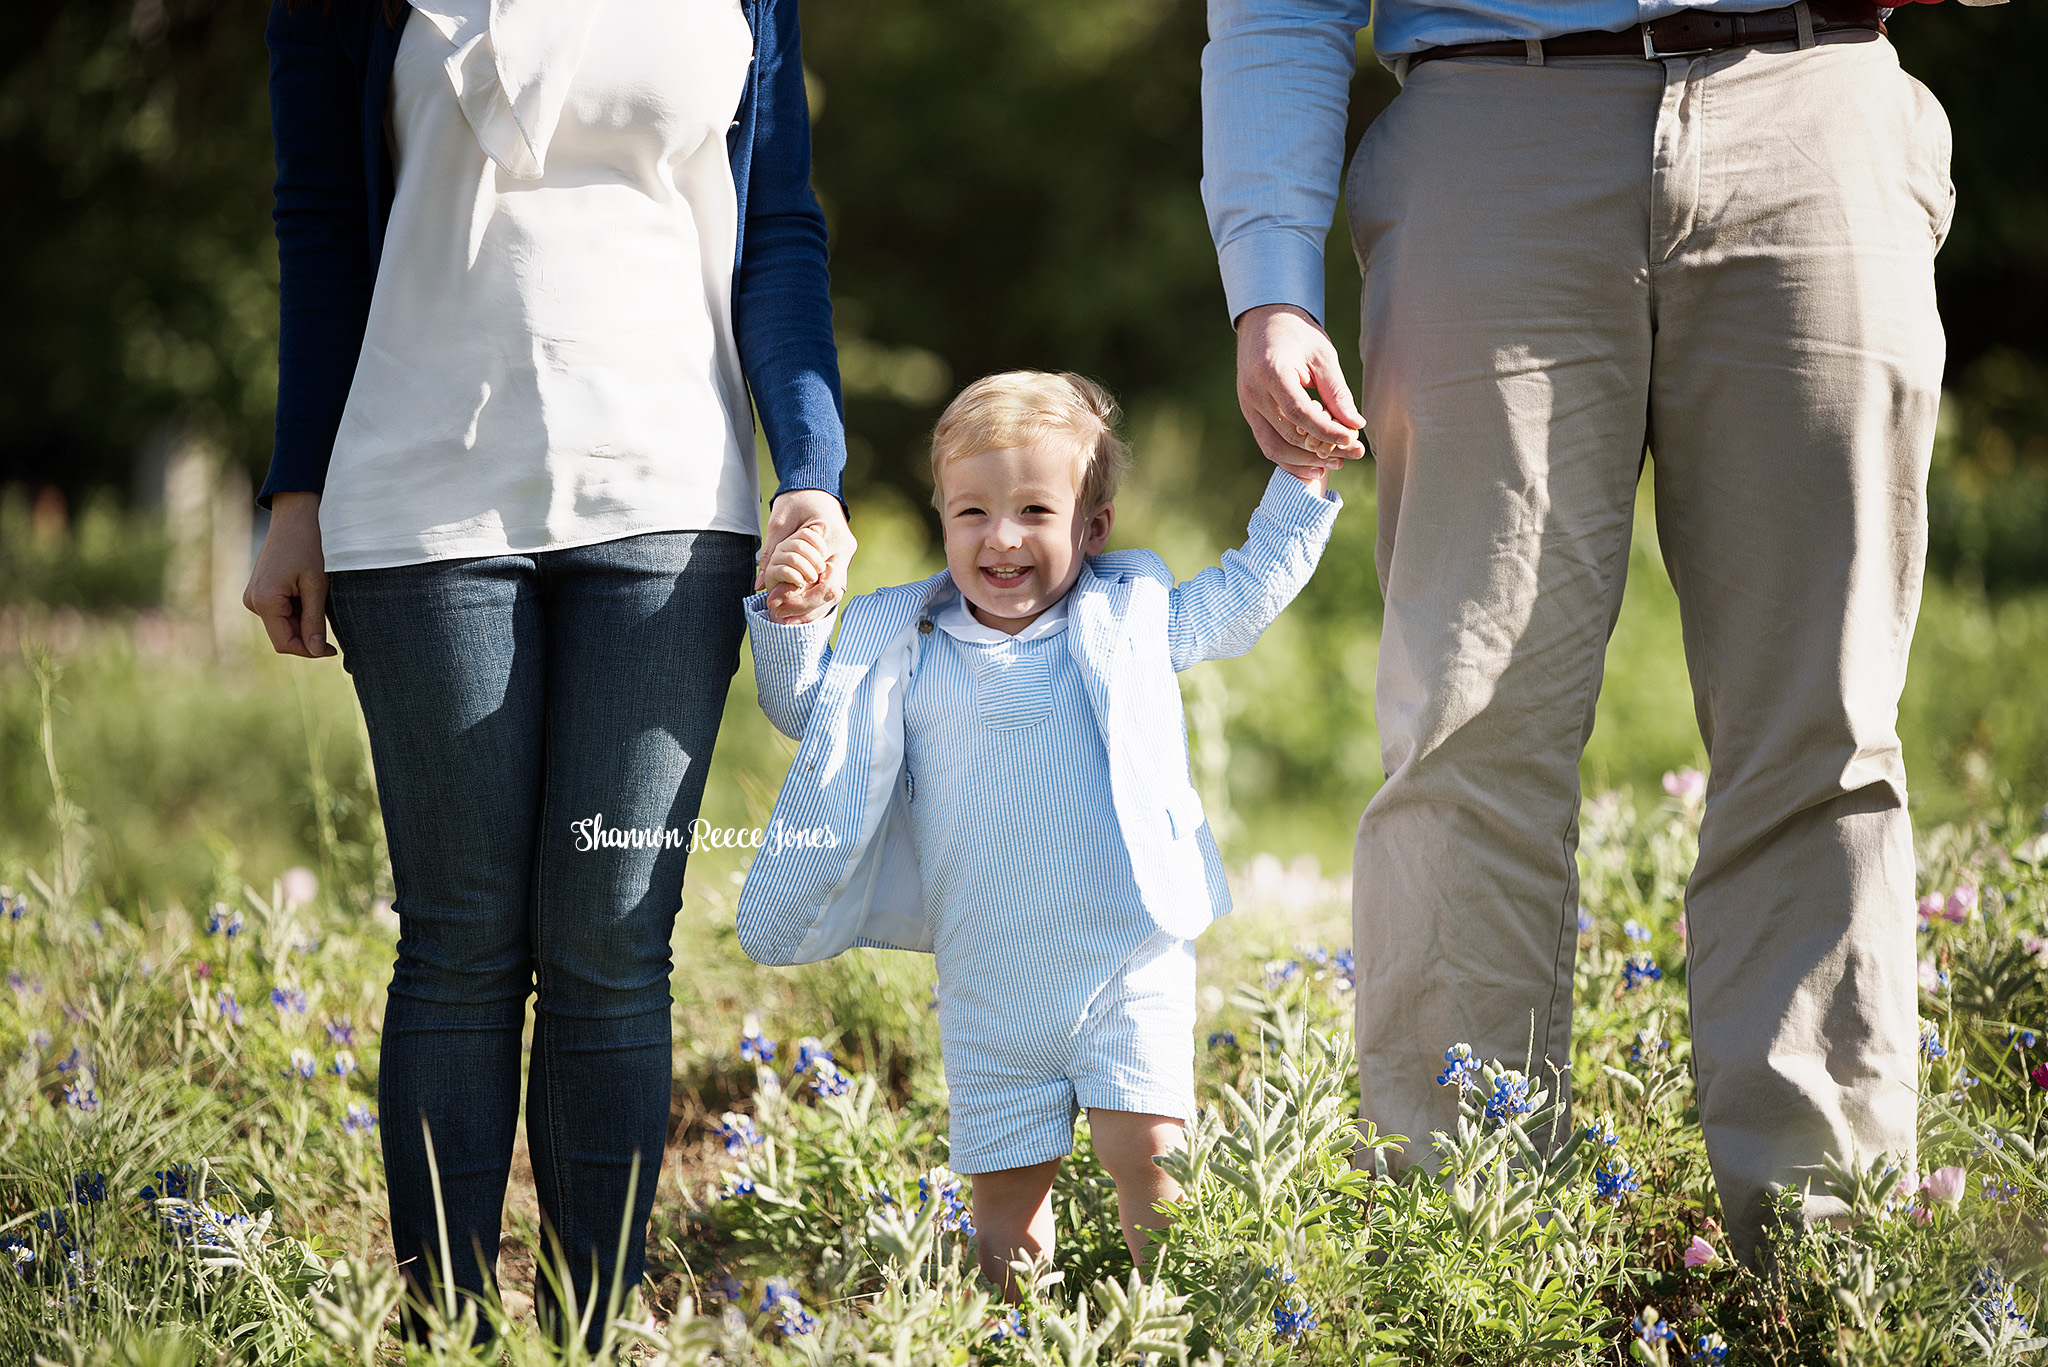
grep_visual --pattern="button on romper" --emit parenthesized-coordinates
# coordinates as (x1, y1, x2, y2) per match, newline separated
(902, 589, 1197, 1174)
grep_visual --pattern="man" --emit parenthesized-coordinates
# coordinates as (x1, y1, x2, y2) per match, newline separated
(1203, 0, 1973, 1263)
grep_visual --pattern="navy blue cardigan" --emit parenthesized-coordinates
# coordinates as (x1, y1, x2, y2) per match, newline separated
(260, 0, 847, 515)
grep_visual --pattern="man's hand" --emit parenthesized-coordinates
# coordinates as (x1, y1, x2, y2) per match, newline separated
(1235, 303, 1367, 478)
(243, 491, 335, 658)
(759, 488, 855, 625)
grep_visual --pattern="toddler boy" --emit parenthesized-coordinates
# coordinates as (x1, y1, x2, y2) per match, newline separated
(738, 371, 1341, 1288)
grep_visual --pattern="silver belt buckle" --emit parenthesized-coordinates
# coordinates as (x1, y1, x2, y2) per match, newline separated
(1641, 24, 1718, 59)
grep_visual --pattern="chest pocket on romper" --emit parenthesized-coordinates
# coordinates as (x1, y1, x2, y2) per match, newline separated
(969, 644, 1053, 732)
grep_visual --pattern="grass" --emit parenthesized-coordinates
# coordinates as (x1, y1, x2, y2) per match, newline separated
(4, 476, 2048, 1362)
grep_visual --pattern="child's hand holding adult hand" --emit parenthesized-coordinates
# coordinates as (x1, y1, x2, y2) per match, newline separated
(763, 521, 842, 624)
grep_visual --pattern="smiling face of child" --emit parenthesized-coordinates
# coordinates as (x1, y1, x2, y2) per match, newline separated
(937, 436, 1114, 635)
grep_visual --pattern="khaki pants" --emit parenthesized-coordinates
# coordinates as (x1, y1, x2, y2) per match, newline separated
(1344, 33, 1952, 1263)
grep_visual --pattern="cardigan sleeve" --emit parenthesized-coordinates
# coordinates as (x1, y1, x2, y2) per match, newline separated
(732, 0, 850, 513)
(260, 0, 377, 511)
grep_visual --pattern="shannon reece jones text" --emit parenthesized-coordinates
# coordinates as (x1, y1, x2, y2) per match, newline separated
(568, 814, 837, 857)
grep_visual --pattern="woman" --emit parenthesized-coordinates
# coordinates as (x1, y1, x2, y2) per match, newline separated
(243, 0, 855, 1339)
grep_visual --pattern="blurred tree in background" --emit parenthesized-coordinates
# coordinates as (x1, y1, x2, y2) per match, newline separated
(0, 0, 2044, 881)
(7, 0, 2036, 567)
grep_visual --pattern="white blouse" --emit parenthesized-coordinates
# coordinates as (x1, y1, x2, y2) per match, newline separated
(318, 0, 760, 572)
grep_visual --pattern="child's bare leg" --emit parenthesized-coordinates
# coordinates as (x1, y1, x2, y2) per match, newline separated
(1086, 1109, 1185, 1266)
(971, 1159, 1061, 1296)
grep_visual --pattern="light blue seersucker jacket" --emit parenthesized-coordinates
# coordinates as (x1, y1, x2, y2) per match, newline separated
(735, 466, 1341, 967)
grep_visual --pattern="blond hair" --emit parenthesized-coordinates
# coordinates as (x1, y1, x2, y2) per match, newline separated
(929, 371, 1132, 512)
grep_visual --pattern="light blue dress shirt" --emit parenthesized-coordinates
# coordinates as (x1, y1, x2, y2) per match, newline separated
(1201, 0, 1892, 324)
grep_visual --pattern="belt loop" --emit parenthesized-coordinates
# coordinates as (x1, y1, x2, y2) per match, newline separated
(1392, 53, 1412, 85)
(1793, 0, 1817, 47)
(1524, 39, 1545, 66)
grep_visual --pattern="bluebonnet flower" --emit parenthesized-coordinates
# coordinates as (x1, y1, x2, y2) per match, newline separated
(1436, 1043, 1480, 1092)
(140, 1166, 193, 1202)
(808, 1064, 852, 1098)
(1622, 954, 1663, 991)
(1263, 1265, 1298, 1285)
(739, 1024, 777, 1065)
(868, 1185, 897, 1206)
(1332, 948, 1356, 989)
(722, 1173, 756, 1198)
(1263, 959, 1302, 991)
(1970, 1268, 2031, 1334)
(329, 1050, 357, 1078)
(794, 1037, 834, 1073)
(1633, 1307, 1676, 1347)
(1583, 1115, 1620, 1147)
(2, 887, 25, 921)
(986, 1308, 1023, 1343)
(33, 1208, 71, 1245)
(1, 1234, 31, 1276)
(63, 1080, 99, 1113)
(2009, 1028, 2039, 1052)
(206, 904, 243, 937)
(286, 1048, 317, 1080)
(1577, 905, 1595, 936)
(1952, 1073, 1979, 1104)
(342, 1102, 377, 1137)
(1694, 1332, 1729, 1362)
(57, 1046, 84, 1073)
(324, 1016, 356, 1048)
(1302, 946, 1331, 970)
(1207, 1031, 1237, 1051)
(708, 1273, 743, 1303)
(71, 1172, 106, 1204)
(217, 989, 243, 1026)
(1980, 1176, 2019, 1204)
(715, 1114, 763, 1154)
(918, 1167, 974, 1234)
(759, 1276, 816, 1335)
(1919, 1019, 1947, 1061)
(1483, 1071, 1533, 1128)
(270, 985, 308, 1016)
(1595, 1152, 1641, 1202)
(1623, 919, 1651, 944)
(1272, 1296, 1317, 1343)
(1629, 1030, 1669, 1066)
(7, 969, 37, 998)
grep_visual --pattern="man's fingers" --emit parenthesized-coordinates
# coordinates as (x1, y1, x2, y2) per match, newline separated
(1305, 350, 1367, 435)
(1248, 411, 1336, 476)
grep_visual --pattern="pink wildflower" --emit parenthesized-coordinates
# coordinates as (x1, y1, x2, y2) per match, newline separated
(1675, 913, 1687, 944)
(1916, 893, 1943, 929)
(280, 866, 319, 910)
(1684, 1237, 1720, 1268)
(1922, 1166, 1967, 1207)
(1944, 884, 1977, 924)
(2032, 1063, 2048, 1091)
(1661, 768, 1707, 804)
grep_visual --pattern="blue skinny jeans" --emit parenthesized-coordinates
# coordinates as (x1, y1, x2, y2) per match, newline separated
(325, 530, 752, 1339)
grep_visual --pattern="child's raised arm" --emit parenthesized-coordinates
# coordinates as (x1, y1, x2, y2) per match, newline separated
(1166, 465, 1342, 672)
(745, 592, 838, 739)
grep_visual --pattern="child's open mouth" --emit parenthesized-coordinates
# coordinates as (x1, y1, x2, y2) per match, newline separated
(981, 566, 1031, 585)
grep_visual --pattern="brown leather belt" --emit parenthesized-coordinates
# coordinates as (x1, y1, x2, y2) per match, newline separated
(1407, 0, 1885, 70)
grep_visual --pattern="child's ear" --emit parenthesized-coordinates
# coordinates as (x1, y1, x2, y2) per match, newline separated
(1082, 503, 1114, 556)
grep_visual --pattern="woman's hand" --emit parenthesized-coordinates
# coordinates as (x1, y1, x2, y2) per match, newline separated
(759, 489, 854, 625)
(243, 491, 336, 657)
